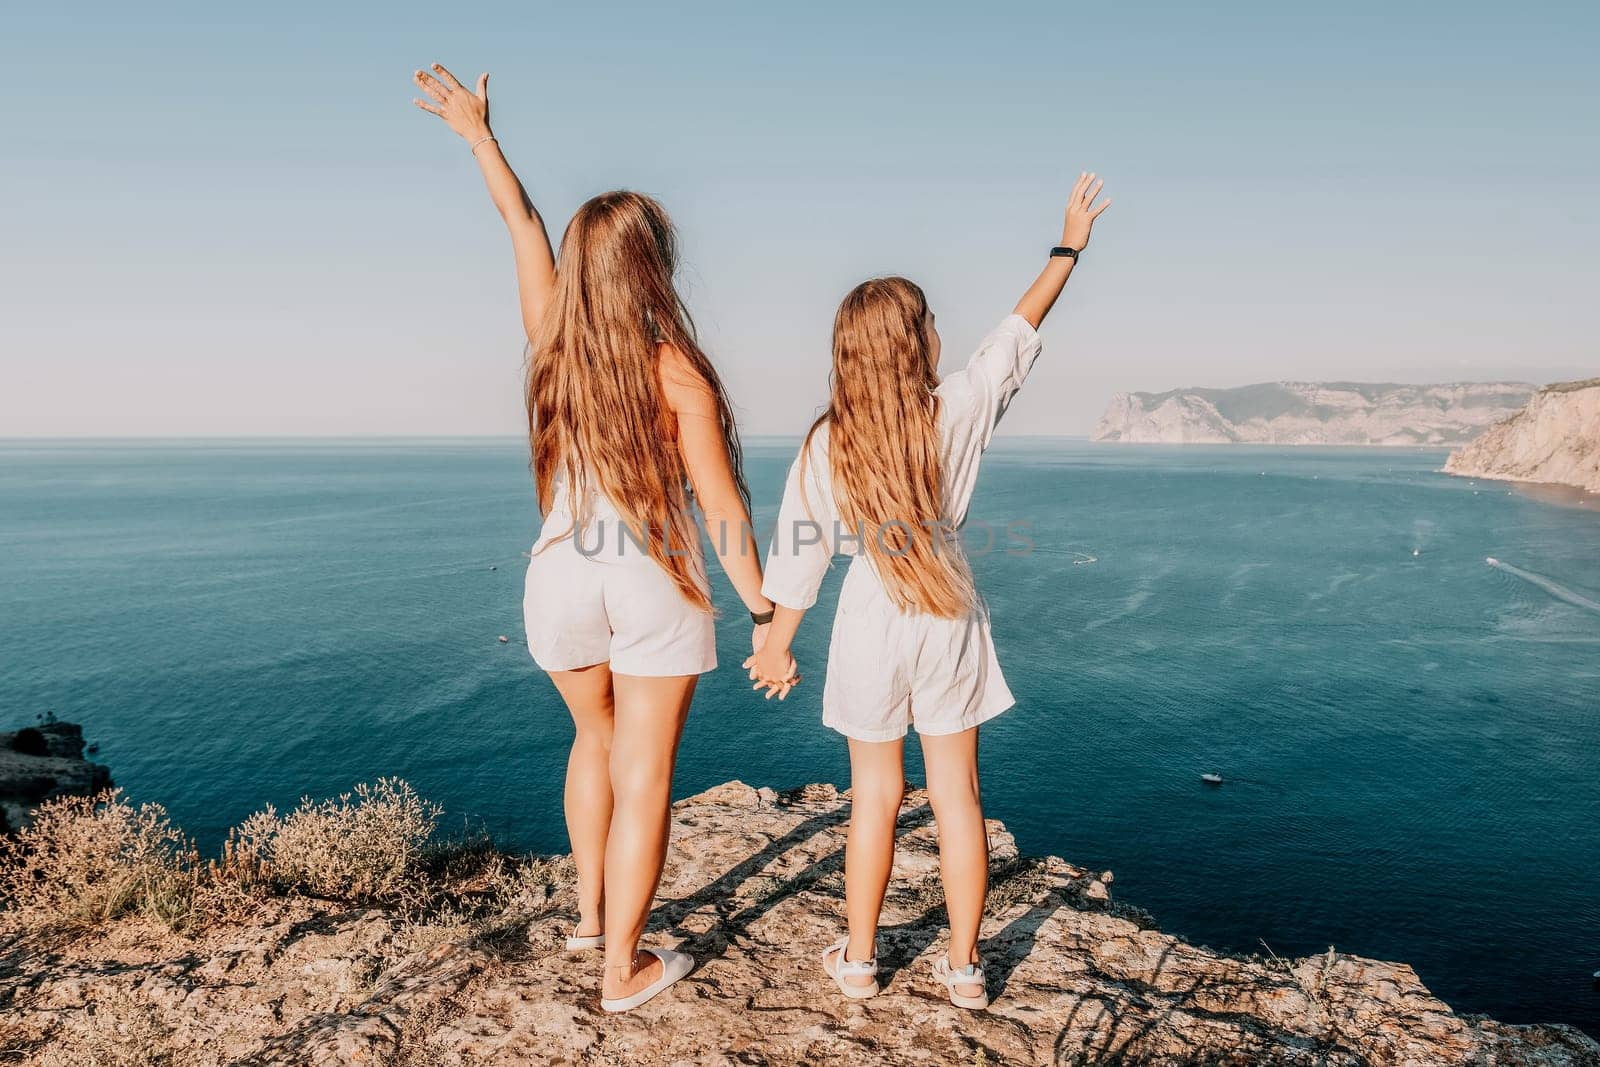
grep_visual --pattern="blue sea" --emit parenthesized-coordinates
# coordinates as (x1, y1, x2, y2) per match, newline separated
(2, 438, 1597, 1036)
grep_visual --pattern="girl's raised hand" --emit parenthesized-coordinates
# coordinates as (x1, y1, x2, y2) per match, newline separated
(413, 63, 492, 143)
(1060, 172, 1112, 250)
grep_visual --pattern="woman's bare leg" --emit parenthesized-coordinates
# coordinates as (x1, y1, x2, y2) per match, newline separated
(920, 726, 987, 998)
(548, 663, 615, 938)
(600, 672, 697, 1001)
(825, 735, 904, 988)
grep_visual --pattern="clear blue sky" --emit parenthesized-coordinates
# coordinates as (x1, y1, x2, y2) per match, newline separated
(3, 1, 1596, 436)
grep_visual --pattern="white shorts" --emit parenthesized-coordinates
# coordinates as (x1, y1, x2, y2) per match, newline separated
(522, 536, 716, 677)
(821, 560, 1014, 742)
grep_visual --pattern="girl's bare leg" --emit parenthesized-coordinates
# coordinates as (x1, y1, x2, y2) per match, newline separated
(826, 735, 905, 987)
(600, 672, 697, 1001)
(548, 663, 616, 938)
(920, 726, 987, 999)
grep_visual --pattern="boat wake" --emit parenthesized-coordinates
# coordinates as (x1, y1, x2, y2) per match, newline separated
(1485, 557, 1600, 616)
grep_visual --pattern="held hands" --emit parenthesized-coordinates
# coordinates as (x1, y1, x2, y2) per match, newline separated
(1060, 172, 1112, 250)
(413, 63, 492, 144)
(744, 624, 800, 701)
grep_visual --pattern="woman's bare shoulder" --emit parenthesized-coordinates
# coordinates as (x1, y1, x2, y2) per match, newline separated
(656, 342, 716, 417)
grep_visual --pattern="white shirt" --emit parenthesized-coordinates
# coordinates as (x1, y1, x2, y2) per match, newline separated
(762, 313, 1043, 611)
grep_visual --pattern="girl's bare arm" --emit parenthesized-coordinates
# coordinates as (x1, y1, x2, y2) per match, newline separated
(414, 64, 557, 341)
(659, 348, 775, 621)
(1013, 172, 1111, 329)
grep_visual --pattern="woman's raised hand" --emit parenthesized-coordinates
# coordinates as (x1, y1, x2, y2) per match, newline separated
(413, 63, 492, 143)
(1060, 172, 1112, 250)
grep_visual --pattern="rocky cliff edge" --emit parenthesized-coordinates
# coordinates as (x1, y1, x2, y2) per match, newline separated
(2, 781, 1596, 1066)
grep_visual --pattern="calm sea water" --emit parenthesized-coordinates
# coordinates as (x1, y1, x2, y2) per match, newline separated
(1, 439, 1597, 1035)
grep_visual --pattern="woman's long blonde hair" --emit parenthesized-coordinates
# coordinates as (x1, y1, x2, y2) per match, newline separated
(804, 277, 974, 618)
(527, 191, 745, 610)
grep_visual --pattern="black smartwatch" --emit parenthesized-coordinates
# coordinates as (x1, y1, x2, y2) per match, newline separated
(750, 607, 775, 625)
(1050, 246, 1080, 260)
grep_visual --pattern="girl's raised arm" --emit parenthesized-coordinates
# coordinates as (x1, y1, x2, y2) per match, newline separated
(1012, 172, 1111, 329)
(414, 64, 557, 342)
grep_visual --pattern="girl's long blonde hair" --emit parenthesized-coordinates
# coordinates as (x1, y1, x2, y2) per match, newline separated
(804, 277, 974, 619)
(527, 191, 745, 610)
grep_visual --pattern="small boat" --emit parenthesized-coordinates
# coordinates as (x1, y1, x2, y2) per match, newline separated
(490, 564, 498, 571)
(1200, 773, 1223, 785)
(498, 635, 509, 644)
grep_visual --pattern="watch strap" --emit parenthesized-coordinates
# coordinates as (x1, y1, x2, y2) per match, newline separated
(750, 607, 775, 625)
(1050, 246, 1080, 259)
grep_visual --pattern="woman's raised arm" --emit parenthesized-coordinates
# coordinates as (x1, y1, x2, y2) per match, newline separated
(1012, 172, 1111, 329)
(414, 63, 556, 341)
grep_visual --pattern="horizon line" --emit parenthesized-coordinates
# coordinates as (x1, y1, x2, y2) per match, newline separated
(0, 433, 1098, 443)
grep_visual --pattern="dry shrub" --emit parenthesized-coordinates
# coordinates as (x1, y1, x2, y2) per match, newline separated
(235, 778, 442, 904)
(490, 854, 569, 916)
(187, 809, 283, 924)
(415, 835, 565, 917)
(396, 836, 569, 952)
(208, 809, 277, 893)
(0, 790, 198, 931)
(1, 779, 569, 947)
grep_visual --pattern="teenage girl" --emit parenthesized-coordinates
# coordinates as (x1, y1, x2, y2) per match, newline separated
(746, 174, 1110, 1009)
(415, 65, 789, 1012)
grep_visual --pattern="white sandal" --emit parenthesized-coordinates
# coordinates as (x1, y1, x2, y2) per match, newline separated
(820, 936, 881, 999)
(565, 928, 604, 952)
(599, 948, 694, 1013)
(933, 955, 990, 1010)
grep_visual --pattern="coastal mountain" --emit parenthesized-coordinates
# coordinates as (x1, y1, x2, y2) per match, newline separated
(4, 779, 1597, 1064)
(1092, 381, 1535, 445)
(1444, 378, 1600, 493)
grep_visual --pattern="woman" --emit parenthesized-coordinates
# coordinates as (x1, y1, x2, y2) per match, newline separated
(414, 64, 788, 1012)
(747, 175, 1110, 1008)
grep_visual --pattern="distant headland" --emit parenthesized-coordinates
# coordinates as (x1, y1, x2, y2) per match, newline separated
(1092, 381, 1535, 446)
(1445, 378, 1600, 495)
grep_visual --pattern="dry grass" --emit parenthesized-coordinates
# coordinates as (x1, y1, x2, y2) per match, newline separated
(0, 781, 576, 1065)
(237, 778, 442, 905)
(0, 791, 200, 932)
(0, 779, 568, 943)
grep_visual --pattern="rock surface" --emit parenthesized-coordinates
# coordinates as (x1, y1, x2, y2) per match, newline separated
(0, 722, 112, 834)
(2, 781, 1596, 1065)
(1092, 381, 1534, 446)
(1444, 379, 1600, 494)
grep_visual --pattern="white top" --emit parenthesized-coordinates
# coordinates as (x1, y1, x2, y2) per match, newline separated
(533, 469, 703, 571)
(762, 313, 1042, 611)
